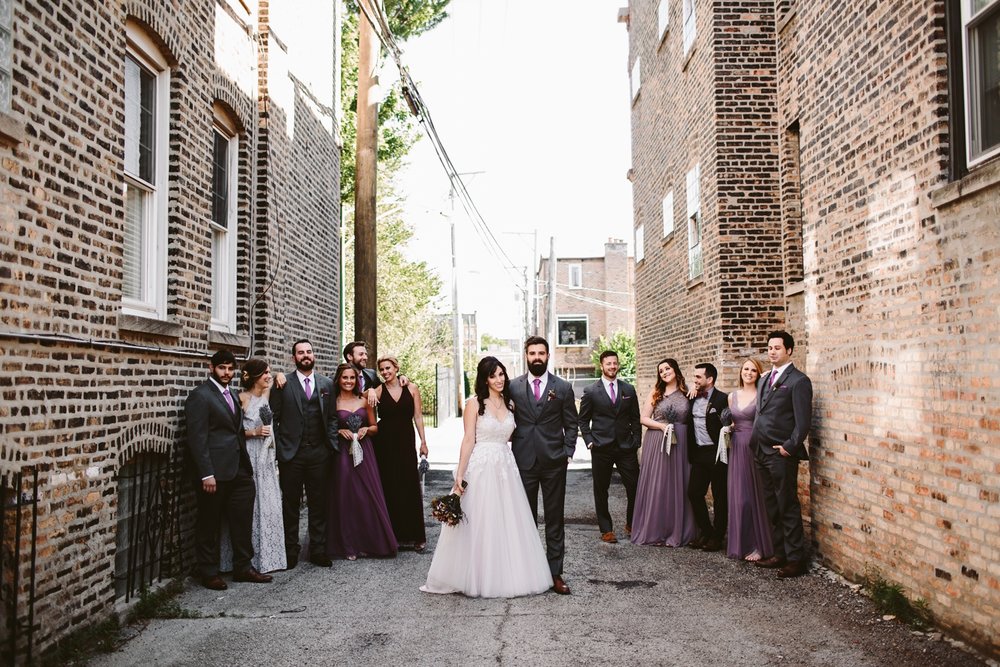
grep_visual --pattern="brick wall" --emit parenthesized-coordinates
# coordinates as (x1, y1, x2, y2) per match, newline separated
(628, 0, 1000, 653)
(0, 0, 340, 658)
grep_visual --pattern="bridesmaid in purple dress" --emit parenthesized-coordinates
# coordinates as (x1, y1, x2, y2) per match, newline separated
(631, 359, 697, 547)
(325, 363, 398, 560)
(726, 358, 774, 562)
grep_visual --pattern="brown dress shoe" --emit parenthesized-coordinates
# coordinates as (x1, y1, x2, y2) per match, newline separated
(624, 524, 632, 536)
(687, 535, 707, 549)
(601, 531, 618, 544)
(551, 575, 571, 595)
(701, 538, 723, 552)
(233, 567, 273, 583)
(202, 575, 228, 591)
(777, 560, 808, 578)
(754, 555, 787, 569)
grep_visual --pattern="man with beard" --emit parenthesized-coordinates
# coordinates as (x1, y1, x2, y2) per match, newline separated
(270, 339, 335, 568)
(509, 336, 579, 594)
(185, 350, 272, 589)
(343, 340, 407, 402)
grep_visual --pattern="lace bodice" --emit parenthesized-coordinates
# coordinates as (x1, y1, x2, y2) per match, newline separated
(475, 410, 515, 444)
(650, 390, 690, 424)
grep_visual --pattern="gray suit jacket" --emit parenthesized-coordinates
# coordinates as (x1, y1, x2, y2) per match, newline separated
(752, 364, 812, 460)
(510, 372, 579, 469)
(185, 379, 246, 482)
(578, 379, 641, 449)
(269, 371, 335, 463)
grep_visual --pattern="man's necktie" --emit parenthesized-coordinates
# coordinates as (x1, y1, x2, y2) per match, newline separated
(224, 390, 235, 413)
(304, 376, 312, 399)
(770, 371, 779, 388)
(609, 382, 616, 403)
(533, 378, 541, 401)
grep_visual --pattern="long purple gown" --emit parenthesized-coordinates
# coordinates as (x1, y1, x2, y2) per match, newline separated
(631, 390, 696, 546)
(326, 407, 398, 559)
(726, 394, 774, 560)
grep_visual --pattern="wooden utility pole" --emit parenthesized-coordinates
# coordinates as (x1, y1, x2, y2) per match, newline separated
(548, 236, 556, 372)
(354, 0, 379, 360)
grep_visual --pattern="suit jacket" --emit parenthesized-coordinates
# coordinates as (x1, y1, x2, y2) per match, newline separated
(752, 364, 812, 460)
(269, 371, 336, 463)
(687, 388, 729, 462)
(510, 372, 579, 470)
(184, 379, 247, 482)
(358, 367, 381, 392)
(578, 378, 641, 449)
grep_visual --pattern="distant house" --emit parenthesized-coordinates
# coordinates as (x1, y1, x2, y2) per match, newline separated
(0, 1, 341, 658)
(535, 239, 635, 380)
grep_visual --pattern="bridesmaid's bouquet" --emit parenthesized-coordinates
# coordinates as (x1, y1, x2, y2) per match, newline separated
(259, 404, 274, 449)
(660, 405, 679, 455)
(716, 407, 733, 464)
(343, 413, 365, 467)
(430, 481, 467, 526)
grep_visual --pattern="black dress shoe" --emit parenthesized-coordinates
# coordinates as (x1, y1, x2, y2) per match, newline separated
(286, 553, 299, 570)
(309, 554, 333, 567)
(701, 538, 723, 552)
(202, 575, 228, 591)
(233, 567, 273, 583)
(688, 535, 707, 549)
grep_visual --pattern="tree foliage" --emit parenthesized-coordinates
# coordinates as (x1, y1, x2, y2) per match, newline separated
(590, 331, 637, 379)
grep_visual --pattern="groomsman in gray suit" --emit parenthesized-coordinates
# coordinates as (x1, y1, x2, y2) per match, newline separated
(510, 336, 579, 595)
(751, 330, 813, 578)
(270, 339, 335, 568)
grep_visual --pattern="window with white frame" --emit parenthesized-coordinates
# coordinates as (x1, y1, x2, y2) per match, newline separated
(657, 0, 670, 43)
(0, 0, 11, 113)
(557, 315, 589, 347)
(123, 21, 170, 319)
(963, 0, 1000, 164)
(662, 190, 675, 236)
(682, 0, 696, 55)
(568, 263, 583, 288)
(630, 56, 641, 103)
(635, 223, 645, 263)
(686, 165, 702, 279)
(211, 106, 239, 332)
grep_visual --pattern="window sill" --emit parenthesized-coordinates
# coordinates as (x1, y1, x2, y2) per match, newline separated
(119, 314, 183, 338)
(682, 43, 696, 72)
(687, 275, 704, 290)
(930, 157, 1000, 209)
(0, 111, 27, 149)
(777, 7, 797, 34)
(661, 232, 676, 245)
(209, 329, 251, 349)
(785, 281, 805, 297)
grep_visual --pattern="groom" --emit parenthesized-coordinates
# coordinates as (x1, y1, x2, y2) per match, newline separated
(510, 336, 579, 595)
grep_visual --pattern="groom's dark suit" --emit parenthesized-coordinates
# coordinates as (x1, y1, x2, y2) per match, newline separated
(185, 378, 255, 578)
(751, 364, 812, 563)
(510, 372, 578, 577)
(578, 378, 641, 535)
(270, 371, 335, 562)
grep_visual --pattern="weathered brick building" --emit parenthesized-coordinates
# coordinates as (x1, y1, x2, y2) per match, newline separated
(535, 238, 635, 380)
(0, 0, 341, 659)
(624, 0, 999, 654)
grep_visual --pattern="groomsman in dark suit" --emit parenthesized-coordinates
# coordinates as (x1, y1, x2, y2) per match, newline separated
(510, 336, 578, 595)
(687, 362, 729, 552)
(185, 350, 272, 589)
(751, 331, 813, 578)
(343, 341, 381, 393)
(270, 339, 335, 568)
(578, 350, 641, 544)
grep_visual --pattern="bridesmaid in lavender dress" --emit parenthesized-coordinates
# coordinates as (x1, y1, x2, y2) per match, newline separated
(325, 363, 398, 560)
(726, 358, 774, 561)
(631, 359, 697, 547)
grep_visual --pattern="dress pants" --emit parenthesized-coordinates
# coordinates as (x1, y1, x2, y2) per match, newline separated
(195, 463, 255, 577)
(590, 444, 639, 534)
(279, 443, 330, 559)
(688, 446, 728, 541)
(754, 446, 806, 562)
(519, 460, 567, 577)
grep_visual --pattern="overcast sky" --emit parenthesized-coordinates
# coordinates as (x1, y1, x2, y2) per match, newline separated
(391, 0, 633, 339)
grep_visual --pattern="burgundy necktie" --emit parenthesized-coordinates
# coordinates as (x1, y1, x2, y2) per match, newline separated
(533, 378, 541, 401)
(304, 376, 312, 399)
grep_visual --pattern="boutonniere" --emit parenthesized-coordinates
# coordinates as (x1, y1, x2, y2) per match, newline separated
(320, 389, 329, 398)
(709, 407, 718, 414)
(547, 389, 557, 401)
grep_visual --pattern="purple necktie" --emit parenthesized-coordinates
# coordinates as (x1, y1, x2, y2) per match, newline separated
(533, 378, 541, 401)
(770, 370, 779, 388)
(223, 390, 235, 413)
(609, 382, 616, 403)
(304, 376, 312, 399)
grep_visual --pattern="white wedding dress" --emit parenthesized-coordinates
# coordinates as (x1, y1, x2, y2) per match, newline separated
(420, 409, 552, 598)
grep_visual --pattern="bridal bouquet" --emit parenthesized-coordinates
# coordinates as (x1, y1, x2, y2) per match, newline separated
(343, 413, 365, 467)
(716, 407, 733, 464)
(430, 481, 467, 526)
(660, 405, 679, 455)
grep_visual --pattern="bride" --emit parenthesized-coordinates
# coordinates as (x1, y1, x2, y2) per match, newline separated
(421, 357, 552, 598)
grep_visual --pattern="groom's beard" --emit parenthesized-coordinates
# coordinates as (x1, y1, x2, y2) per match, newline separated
(527, 360, 547, 377)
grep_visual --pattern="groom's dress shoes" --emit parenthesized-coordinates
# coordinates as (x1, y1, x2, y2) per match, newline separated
(601, 532, 618, 544)
(754, 555, 787, 569)
(233, 567, 273, 583)
(777, 560, 808, 579)
(202, 575, 228, 591)
(309, 555, 333, 567)
(551, 576, 571, 595)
